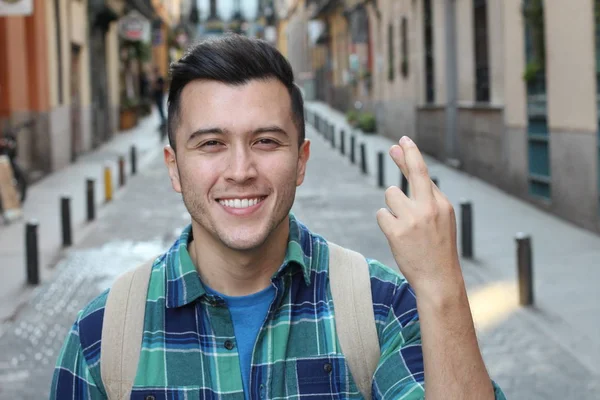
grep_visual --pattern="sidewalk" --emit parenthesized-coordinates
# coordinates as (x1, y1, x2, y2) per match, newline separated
(0, 111, 165, 323)
(305, 101, 600, 377)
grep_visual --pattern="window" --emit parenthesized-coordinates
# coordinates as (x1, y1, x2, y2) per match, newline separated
(400, 17, 409, 78)
(473, 0, 489, 102)
(388, 24, 394, 81)
(523, 0, 550, 199)
(423, 0, 434, 103)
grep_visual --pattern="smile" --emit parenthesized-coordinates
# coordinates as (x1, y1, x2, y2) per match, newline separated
(218, 196, 267, 209)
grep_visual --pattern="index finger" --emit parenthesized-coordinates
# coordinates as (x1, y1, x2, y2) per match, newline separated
(398, 136, 433, 201)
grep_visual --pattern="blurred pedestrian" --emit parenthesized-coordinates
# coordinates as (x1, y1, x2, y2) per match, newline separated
(152, 65, 166, 128)
(50, 35, 505, 400)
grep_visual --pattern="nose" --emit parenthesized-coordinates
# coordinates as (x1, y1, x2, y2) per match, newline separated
(223, 146, 258, 184)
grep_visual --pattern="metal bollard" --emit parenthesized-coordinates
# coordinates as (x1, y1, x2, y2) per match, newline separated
(516, 233, 534, 306)
(25, 220, 40, 285)
(130, 145, 137, 175)
(350, 136, 356, 164)
(330, 125, 336, 148)
(460, 201, 473, 259)
(119, 156, 126, 187)
(377, 152, 385, 188)
(360, 143, 367, 174)
(401, 173, 409, 195)
(340, 130, 346, 155)
(61, 196, 72, 247)
(86, 178, 95, 222)
(104, 165, 113, 203)
(432, 177, 439, 188)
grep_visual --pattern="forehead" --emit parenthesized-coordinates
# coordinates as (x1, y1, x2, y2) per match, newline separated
(178, 78, 293, 128)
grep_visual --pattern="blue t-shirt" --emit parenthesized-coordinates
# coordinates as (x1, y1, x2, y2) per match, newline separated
(205, 284, 276, 398)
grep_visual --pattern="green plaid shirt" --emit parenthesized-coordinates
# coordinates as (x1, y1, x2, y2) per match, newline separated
(51, 214, 505, 399)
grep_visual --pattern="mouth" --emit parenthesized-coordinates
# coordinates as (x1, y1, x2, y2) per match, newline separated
(216, 196, 268, 214)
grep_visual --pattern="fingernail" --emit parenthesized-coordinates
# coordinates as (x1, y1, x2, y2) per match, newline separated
(390, 145, 401, 156)
(400, 136, 414, 146)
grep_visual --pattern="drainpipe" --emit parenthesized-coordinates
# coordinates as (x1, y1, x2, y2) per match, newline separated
(444, 0, 460, 167)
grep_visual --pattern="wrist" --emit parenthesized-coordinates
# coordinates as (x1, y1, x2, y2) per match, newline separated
(412, 267, 468, 312)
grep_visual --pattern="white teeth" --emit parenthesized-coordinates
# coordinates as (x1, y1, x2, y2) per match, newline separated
(219, 197, 263, 209)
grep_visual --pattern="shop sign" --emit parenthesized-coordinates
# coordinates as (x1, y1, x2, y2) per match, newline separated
(118, 10, 151, 42)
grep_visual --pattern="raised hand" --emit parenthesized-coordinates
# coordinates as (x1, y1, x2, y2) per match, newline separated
(376, 136, 464, 298)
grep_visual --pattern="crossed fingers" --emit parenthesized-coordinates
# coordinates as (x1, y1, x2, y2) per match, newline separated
(377, 136, 449, 230)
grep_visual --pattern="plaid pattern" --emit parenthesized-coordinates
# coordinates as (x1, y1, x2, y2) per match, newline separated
(51, 214, 505, 399)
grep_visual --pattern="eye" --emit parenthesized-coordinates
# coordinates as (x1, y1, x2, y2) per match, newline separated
(257, 139, 275, 144)
(200, 140, 224, 148)
(254, 138, 280, 148)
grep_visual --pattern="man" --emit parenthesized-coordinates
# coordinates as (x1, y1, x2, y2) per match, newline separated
(51, 35, 505, 399)
(153, 65, 167, 128)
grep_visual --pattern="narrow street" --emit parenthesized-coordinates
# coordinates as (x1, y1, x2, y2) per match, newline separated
(2, 0, 600, 399)
(0, 112, 598, 398)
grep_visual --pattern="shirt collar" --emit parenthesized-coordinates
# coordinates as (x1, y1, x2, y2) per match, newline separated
(165, 213, 314, 308)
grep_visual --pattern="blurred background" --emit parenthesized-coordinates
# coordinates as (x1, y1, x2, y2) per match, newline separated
(0, 0, 599, 398)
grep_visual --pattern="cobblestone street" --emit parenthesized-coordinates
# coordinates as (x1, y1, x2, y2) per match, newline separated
(0, 119, 598, 399)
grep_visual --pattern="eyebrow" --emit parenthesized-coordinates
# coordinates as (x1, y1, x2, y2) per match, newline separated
(187, 125, 289, 143)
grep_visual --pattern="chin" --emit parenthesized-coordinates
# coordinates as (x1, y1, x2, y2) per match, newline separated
(216, 215, 287, 252)
(220, 233, 268, 252)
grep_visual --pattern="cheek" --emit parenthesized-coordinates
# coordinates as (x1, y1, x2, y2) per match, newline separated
(263, 156, 300, 187)
(178, 158, 219, 192)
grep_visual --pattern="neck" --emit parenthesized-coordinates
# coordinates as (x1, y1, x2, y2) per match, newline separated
(188, 217, 290, 297)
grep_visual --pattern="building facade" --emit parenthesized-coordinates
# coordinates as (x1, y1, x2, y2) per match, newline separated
(0, 0, 95, 178)
(0, 0, 179, 182)
(275, 0, 369, 106)
(364, 0, 600, 233)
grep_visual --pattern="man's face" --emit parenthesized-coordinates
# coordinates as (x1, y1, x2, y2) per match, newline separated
(164, 78, 310, 251)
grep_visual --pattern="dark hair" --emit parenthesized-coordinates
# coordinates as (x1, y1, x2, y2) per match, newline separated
(167, 34, 305, 151)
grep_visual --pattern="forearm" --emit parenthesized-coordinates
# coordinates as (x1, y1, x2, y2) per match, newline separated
(416, 276, 494, 400)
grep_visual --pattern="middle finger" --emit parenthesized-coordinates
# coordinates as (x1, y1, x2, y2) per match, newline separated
(398, 136, 434, 202)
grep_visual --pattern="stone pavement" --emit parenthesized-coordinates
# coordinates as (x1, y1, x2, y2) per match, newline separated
(0, 102, 598, 398)
(0, 111, 165, 324)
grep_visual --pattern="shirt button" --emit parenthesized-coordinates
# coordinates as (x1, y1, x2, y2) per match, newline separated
(323, 362, 333, 373)
(145, 396, 156, 400)
(259, 384, 265, 399)
(224, 340, 234, 350)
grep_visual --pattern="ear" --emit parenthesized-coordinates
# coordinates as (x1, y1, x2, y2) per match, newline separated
(296, 139, 311, 187)
(164, 145, 182, 193)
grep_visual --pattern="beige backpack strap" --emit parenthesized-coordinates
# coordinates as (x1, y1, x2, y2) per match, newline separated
(328, 241, 380, 400)
(100, 259, 154, 400)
